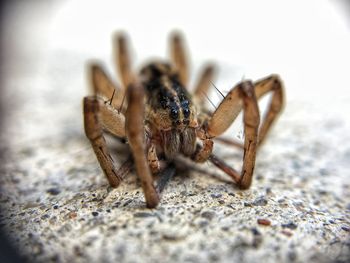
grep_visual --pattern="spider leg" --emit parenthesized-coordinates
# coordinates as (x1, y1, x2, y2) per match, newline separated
(254, 74, 284, 146)
(169, 31, 189, 86)
(210, 75, 284, 149)
(193, 64, 217, 103)
(88, 63, 124, 110)
(147, 143, 161, 174)
(207, 81, 260, 189)
(192, 137, 214, 163)
(156, 163, 176, 194)
(83, 96, 129, 187)
(125, 83, 159, 208)
(114, 32, 135, 91)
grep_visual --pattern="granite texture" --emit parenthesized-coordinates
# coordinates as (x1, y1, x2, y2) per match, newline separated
(1, 1, 350, 263)
(1, 96, 349, 263)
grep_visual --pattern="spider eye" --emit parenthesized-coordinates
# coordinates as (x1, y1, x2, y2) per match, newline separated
(183, 107, 190, 118)
(181, 100, 189, 107)
(170, 108, 179, 120)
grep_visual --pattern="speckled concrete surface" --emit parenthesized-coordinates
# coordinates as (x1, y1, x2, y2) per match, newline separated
(1, 1, 350, 263)
(2, 96, 349, 263)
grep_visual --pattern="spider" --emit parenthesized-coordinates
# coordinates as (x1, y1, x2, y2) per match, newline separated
(83, 31, 284, 208)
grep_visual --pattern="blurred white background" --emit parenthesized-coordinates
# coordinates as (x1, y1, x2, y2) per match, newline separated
(3, 0, 350, 95)
(47, 0, 350, 100)
(1, 0, 350, 142)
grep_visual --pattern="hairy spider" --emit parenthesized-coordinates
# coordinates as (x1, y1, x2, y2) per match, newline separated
(83, 31, 284, 208)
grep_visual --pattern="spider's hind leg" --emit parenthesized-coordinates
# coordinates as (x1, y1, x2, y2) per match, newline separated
(114, 32, 135, 91)
(169, 31, 189, 87)
(192, 64, 217, 104)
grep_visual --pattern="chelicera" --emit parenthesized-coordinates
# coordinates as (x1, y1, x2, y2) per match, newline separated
(83, 31, 284, 208)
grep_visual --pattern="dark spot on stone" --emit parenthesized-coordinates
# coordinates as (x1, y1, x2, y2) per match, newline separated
(74, 245, 84, 257)
(288, 250, 297, 261)
(201, 211, 216, 220)
(209, 253, 220, 262)
(162, 233, 182, 241)
(281, 229, 293, 237)
(251, 228, 263, 248)
(278, 198, 285, 203)
(251, 227, 261, 236)
(48, 254, 59, 263)
(41, 214, 50, 220)
(92, 211, 99, 217)
(122, 199, 132, 207)
(199, 220, 209, 228)
(53, 205, 59, 209)
(341, 225, 350, 232)
(210, 193, 222, 199)
(180, 191, 187, 196)
(317, 190, 328, 195)
(47, 188, 60, 195)
(134, 212, 155, 218)
(109, 225, 118, 231)
(282, 222, 298, 230)
(221, 226, 230, 231)
(265, 187, 273, 195)
(244, 202, 252, 207)
(252, 197, 268, 206)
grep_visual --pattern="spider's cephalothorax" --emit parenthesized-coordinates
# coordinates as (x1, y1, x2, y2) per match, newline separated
(83, 31, 284, 208)
(140, 62, 198, 159)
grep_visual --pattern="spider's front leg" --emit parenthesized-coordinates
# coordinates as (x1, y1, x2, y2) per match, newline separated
(206, 81, 260, 189)
(125, 83, 159, 208)
(83, 96, 130, 187)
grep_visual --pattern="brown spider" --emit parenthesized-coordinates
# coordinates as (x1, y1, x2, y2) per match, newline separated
(83, 31, 284, 208)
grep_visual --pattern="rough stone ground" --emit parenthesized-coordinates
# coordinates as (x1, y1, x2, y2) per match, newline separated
(1, 1, 350, 263)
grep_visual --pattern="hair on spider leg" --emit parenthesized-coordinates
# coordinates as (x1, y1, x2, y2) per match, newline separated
(104, 89, 116, 106)
(201, 91, 217, 110)
(210, 81, 225, 99)
(117, 92, 127, 113)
